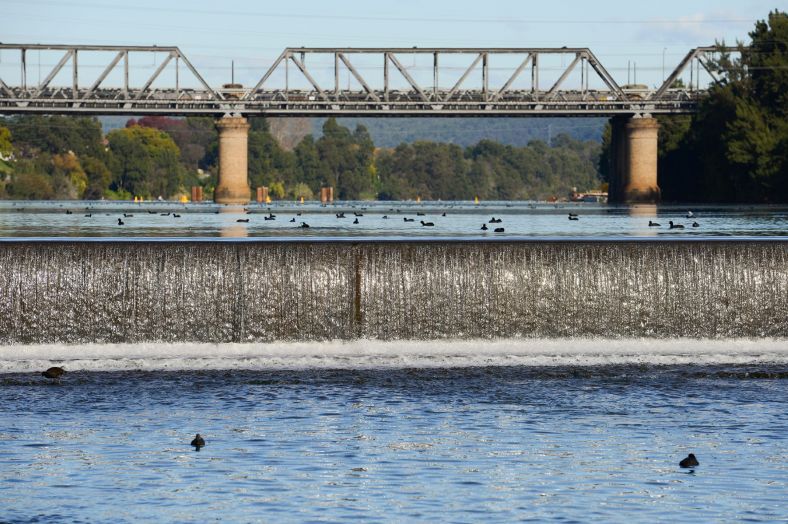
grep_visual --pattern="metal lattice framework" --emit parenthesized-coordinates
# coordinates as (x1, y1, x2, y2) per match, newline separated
(0, 44, 738, 116)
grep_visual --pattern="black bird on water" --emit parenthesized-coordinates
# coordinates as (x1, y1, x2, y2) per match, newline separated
(123, 213, 134, 218)
(404, 217, 414, 222)
(649, 220, 660, 227)
(669, 221, 684, 229)
(353, 218, 359, 224)
(481, 224, 488, 231)
(679, 454, 699, 468)
(85, 214, 92, 218)
(117, 218, 124, 225)
(416, 212, 426, 216)
(494, 227, 505, 233)
(692, 222, 700, 228)
(420, 221, 434, 227)
(300, 222, 310, 228)
(442, 212, 447, 217)
(488, 217, 502, 224)
(568, 215, 579, 221)
(65, 210, 73, 215)
(354, 212, 364, 217)
(382, 215, 388, 219)
(191, 434, 205, 451)
(289, 217, 296, 223)
(237, 218, 250, 223)
(173, 214, 181, 218)
(336, 212, 346, 218)
(42, 367, 65, 380)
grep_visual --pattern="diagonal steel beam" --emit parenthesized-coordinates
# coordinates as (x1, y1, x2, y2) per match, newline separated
(0, 76, 14, 98)
(133, 52, 173, 100)
(696, 53, 721, 85)
(443, 53, 483, 102)
(32, 50, 73, 98)
(583, 49, 626, 100)
(493, 54, 532, 102)
(289, 53, 329, 100)
(247, 49, 288, 97)
(387, 53, 429, 102)
(650, 47, 714, 100)
(545, 54, 581, 100)
(82, 51, 124, 101)
(337, 53, 380, 102)
(175, 49, 223, 101)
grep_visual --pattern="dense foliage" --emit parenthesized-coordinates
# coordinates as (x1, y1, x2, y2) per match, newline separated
(0, 114, 601, 201)
(635, 10, 787, 202)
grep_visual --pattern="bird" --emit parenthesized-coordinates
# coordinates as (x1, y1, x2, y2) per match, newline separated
(84, 214, 92, 218)
(568, 213, 578, 217)
(679, 454, 699, 468)
(420, 221, 434, 227)
(481, 224, 488, 231)
(649, 220, 661, 227)
(264, 215, 275, 221)
(336, 212, 346, 218)
(65, 210, 72, 215)
(289, 218, 296, 223)
(160, 213, 170, 216)
(686, 211, 694, 218)
(669, 221, 684, 229)
(416, 212, 425, 216)
(441, 212, 447, 217)
(173, 214, 181, 218)
(123, 213, 134, 218)
(354, 212, 364, 217)
(404, 217, 414, 222)
(300, 222, 310, 228)
(488, 217, 502, 224)
(236, 218, 249, 223)
(117, 218, 124, 225)
(494, 227, 505, 233)
(191, 434, 205, 450)
(692, 222, 700, 228)
(41, 367, 65, 380)
(568, 215, 579, 221)
(353, 218, 359, 224)
(382, 215, 388, 219)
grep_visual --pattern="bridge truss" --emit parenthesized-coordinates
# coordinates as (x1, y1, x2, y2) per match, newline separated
(0, 44, 735, 116)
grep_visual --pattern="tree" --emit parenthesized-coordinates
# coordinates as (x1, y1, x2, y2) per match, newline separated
(107, 126, 185, 198)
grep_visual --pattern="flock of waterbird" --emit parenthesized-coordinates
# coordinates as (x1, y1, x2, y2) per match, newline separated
(54, 205, 705, 233)
(37, 366, 702, 467)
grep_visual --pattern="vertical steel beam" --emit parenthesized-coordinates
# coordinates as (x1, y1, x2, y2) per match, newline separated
(384, 52, 389, 102)
(532, 53, 539, 100)
(482, 52, 488, 101)
(123, 50, 129, 99)
(21, 49, 26, 93)
(175, 55, 179, 96)
(334, 52, 340, 100)
(72, 49, 78, 99)
(433, 51, 438, 100)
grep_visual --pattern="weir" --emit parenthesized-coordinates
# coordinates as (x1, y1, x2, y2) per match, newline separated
(0, 240, 785, 344)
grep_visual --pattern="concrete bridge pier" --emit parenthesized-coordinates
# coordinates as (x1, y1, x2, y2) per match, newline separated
(214, 115, 251, 204)
(609, 115, 661, 204)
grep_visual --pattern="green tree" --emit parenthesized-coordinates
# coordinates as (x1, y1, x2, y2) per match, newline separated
(107, 126, 185, 198)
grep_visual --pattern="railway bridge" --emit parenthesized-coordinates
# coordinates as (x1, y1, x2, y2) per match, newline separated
(0, 44, 733, 203)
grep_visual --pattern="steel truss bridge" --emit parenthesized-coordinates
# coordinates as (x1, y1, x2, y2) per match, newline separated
(0, 44, 733, 117)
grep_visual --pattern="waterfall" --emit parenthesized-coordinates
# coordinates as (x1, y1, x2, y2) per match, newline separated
(0, 240, 785, 343)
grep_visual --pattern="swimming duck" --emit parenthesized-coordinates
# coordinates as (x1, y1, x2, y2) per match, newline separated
(649, 220, 660, 227)
(481, 224, 488, 231)
(420, 221, 434, 227)
(669, 221, 684, 229)
(41, 367, 65, 379)
(679, 454, 699, 468)
(191, 434, 205, 450)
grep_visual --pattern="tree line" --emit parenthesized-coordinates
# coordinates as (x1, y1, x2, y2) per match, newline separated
(600, 10, 788, 203)
(0, 113, 601, 201)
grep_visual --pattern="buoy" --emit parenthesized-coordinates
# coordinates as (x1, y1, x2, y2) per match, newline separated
(180, 195, 188, 203)
(300, 196, 304, 204)
(474, 196, 479, 205)
(265, 196, 272, 204)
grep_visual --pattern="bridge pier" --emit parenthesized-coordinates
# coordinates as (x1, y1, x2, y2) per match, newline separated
(609, 116, 661, 204)
(214, 116, 250, 204)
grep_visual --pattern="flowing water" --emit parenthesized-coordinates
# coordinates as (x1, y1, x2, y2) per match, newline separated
(0, 201, 786, 522)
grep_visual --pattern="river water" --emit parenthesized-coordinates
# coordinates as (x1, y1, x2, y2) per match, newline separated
(0, 200, 786, 522)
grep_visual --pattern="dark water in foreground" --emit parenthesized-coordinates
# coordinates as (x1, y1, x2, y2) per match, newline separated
(1, 360, 787, 522)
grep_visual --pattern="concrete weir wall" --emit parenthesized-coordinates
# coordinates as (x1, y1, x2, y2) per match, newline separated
(0, 240, 786, 343)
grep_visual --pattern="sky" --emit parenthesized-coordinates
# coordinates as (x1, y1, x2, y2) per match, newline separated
(0, 0, 778, 92)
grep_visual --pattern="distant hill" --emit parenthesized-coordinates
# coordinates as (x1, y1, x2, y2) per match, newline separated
(319, 117, 607, 147)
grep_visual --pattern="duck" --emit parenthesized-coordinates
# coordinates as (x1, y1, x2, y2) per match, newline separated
(84, 214, 92, 218)
(441, 212, 447, 217)
(648, 220, 660, 227)
(420, 221, 434, 227)
(289, 218, 296, 223)
(488, 217, 502, 224)
(236, 218, 250, 223)
(41, 367, 65, 380)
(568, 215, 579, 221)
(353, 218, 359, 224)
(679, 454, 699, 468)
(65, 210, 73, 215)
(191, 434, 205, 450)
(481, 224, 488, 231)
(382, 215, 388, 219)
(692, 222, 700, 228)
(172, 214, 181, 218)
(494, 227, 505, 233)
(416, 212, 426, 216)
(160, 213, 170, 216)
(686, 211, 694, 218)
(354, 212, 364, 217)
(336, 212, 346, 218)
(117, 218, 124, 225)
(669, 221, 684, 229)
(300, 222, 310, 228)
(404, 217, 414, 222)
(123, 213, 134, 218)
(264, 215, 275, 221)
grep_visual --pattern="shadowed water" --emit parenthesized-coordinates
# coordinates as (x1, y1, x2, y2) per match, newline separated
(1, 363, 786, 523)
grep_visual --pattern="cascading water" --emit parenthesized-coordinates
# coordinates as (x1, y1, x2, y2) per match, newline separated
(0, 240, 785, 343)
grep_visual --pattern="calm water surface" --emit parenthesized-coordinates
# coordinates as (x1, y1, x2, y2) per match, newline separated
(0, 362, 786, 522)
(1, 200, 786, 238)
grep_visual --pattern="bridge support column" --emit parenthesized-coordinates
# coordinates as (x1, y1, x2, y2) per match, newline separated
(215, 116, 250, 204)
(609, 116, 661, 204)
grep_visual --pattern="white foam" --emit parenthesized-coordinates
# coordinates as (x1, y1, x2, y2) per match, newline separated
(0, 339, 786, 373)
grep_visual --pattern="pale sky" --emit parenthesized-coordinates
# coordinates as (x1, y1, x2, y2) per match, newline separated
(0, 0, 778, 91)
